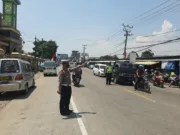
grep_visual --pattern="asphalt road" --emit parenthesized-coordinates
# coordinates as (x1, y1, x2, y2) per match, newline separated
(0, 68, 180, 135)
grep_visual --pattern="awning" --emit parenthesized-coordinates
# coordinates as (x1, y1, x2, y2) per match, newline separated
(135, 61, 159, 65)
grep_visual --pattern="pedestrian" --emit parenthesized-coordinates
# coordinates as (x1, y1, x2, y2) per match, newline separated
(106, 62, 113, 85)
(57, 61, 84, 116)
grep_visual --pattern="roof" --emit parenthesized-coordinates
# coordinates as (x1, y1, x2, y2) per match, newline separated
(15, 0, 21, 5)
(95, 64, 107, 66)
(0, 58, 30, 64)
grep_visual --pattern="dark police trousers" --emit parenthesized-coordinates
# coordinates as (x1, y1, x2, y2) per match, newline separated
(60, 86, 72, 113)
(106, 73, 112, 84)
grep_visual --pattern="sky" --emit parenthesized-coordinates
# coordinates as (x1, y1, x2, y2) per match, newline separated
(1, 0, 180, 58)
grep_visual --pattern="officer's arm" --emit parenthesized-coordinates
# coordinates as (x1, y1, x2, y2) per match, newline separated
(69, 64, 84, 72)
(58, 71, 64, 90)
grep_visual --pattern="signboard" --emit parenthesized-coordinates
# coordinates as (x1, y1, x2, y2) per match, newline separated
(161, 61, 175, 70)
(2, 0, 18, 28)
(129, 52, 137, 64)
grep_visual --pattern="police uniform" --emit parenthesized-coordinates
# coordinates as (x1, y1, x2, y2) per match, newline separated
(58, 68, 73, 114)
(106, 65, 113, 85)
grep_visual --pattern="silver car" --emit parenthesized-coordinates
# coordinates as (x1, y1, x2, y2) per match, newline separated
(0, 58, 35, 94)
(43, 61, 57, 76)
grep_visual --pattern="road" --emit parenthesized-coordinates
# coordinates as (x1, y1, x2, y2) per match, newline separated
(0, 68, 180, 135)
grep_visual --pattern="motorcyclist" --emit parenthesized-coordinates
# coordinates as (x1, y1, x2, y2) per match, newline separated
(135, 65, 145, 90)
(72, 62, 82, 82)
(169, 71, 176, 87)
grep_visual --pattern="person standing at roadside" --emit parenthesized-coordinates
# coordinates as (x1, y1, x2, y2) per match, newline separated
(106, 62, 113, 85)
(57, 61, 84, 116)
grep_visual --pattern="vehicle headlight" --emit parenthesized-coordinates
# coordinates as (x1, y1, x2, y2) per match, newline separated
(119, 73, 124, 76)
(100, 69, 104, 72)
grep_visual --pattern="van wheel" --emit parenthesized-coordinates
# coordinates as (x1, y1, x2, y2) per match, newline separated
(114, 77, 118, 84)
(32, 79, 35, 87)
(24, 84, 29, 94)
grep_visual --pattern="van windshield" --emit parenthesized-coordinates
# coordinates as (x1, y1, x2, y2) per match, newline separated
(0, 60, 20, 73)
(100, 66, 106, 69)
(44, 62, 56, 67)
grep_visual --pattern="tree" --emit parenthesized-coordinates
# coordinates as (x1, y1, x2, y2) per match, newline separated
(141, 49, 154, 58)
(100, 55, 119, 60)
(33, 39, 58, 59)
(128, 51, 139, 59)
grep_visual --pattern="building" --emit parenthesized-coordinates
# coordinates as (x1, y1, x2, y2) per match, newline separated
(0, 0, 23, 55)
(56, 53, 68, 64)
(71, 50, 80, 61)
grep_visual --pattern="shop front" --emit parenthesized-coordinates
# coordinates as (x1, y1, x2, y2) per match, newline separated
(161, 61, 179, 75)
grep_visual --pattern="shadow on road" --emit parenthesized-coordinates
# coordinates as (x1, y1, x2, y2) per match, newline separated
(0, 86, 37, 101)
(63, 112, 97, 120)
(75, 84, 85, 88)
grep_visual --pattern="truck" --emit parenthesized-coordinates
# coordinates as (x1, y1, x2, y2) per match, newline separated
(112, 61, 136, 84)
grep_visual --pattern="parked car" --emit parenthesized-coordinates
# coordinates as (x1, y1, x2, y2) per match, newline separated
(93, 64, 107, 77)
(43, 61, 57, 76)
(39, 63, 44, 72)
(112, 61, 136, 84)
(88, 65, 94, 69)
(0, 58, 35, 94)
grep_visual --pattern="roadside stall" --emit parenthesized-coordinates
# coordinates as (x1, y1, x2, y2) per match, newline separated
(0, 48, 5, 58)
(11, 52, 21, 59)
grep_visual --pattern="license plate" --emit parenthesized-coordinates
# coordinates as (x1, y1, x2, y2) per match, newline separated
(0, 76, 12, 81)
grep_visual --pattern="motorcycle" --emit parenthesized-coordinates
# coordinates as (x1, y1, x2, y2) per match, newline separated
(136, 76, 151, 93)
(169, 76, 180, 88)
(153, 74, 164, 88)
(72, 72, 81, 86)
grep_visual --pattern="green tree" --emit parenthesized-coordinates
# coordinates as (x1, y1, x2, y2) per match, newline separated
(100, 55, 119, 60)
(33, 39, 58, 59)
(141, 49, 154, 58)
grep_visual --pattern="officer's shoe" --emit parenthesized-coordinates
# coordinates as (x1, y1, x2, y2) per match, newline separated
(68, 110, 73, 113)
(61, 112, 70, 116)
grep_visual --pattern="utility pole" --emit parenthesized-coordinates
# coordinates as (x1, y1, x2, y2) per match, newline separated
(82, 45, 87, 63)
(34, 36, 38, 72)
(123, 24, 133, 58)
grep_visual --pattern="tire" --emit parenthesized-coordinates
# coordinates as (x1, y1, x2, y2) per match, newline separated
(114, 76, 118, 84)
(145, 84, 151, 93)
(23, 84, 29, 94)
(32, 79, 35, 87)
(98, 72, 100, 76)
(44, 74, 46, 77)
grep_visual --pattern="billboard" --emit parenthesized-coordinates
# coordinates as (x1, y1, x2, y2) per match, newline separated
(57, 54, 68, 59)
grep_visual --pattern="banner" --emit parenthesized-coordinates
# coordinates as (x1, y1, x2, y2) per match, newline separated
(129, 52, 137, 64)
(161, 61, 175, 70)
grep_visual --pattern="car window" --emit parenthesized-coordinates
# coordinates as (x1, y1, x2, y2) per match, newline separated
(100, 66, 106, 69)
(44, 62, 56, 67)
(0, 60, 20, 73)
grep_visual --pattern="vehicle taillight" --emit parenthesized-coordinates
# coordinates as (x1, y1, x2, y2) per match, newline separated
(15, 74, 23, 80)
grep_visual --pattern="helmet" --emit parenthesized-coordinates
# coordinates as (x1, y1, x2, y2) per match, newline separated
(138, 65, 144, 70)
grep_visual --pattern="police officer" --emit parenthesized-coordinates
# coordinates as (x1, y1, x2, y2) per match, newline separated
(106, 62, 113, 85)
(57, 61, 84, 116)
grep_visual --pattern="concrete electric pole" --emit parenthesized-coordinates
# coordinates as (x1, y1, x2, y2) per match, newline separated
(123, 24, 133, 58)
(82, 45, 87, 63)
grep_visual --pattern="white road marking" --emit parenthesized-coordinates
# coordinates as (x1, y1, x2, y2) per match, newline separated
(71, 96, 88, 135)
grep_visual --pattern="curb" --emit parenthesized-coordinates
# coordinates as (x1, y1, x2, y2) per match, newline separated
(35, 72, 41, 80)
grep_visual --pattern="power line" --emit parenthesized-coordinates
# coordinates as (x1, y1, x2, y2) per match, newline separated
(129, 28, 180, 40)
(105, 0, 173, 40)
(132, 0, 180, 26)
(133, 2, 180, 27)
(127, 37, 180, 50)
(129, 0, 171, 24)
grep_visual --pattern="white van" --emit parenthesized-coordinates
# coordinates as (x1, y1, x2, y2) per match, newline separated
(69, 62, 76, 68)
(93, 64, 107, 77)
(43, 61, 57, 76)
(0, 58, 35, 94)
